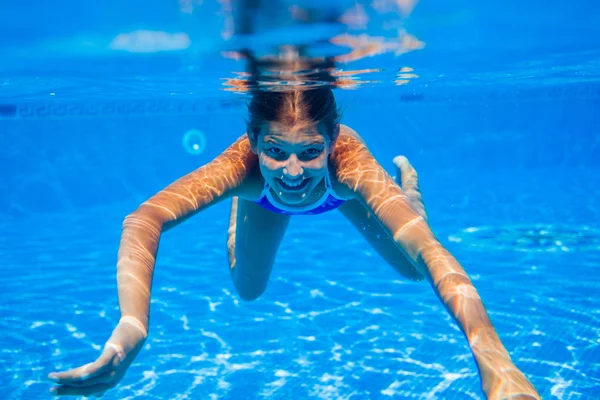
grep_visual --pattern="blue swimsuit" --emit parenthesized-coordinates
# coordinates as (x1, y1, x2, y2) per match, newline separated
(254, 171, 346, 215)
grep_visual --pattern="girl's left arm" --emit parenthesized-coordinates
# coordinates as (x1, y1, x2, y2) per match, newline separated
(331, 133, 540, 399)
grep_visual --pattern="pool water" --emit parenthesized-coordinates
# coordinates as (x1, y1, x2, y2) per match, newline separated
(1, 1, 600, 399)
(2, 165, 599, 399)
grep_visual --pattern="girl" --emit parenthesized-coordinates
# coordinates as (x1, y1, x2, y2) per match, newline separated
(48, 87, 540, 399)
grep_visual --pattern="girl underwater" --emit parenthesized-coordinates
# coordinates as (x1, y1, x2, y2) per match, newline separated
(48, 3, 541, 397)
(48, 90, 541, 400)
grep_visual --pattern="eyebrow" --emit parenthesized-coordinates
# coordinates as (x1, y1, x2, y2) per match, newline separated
(264, 136, 325, 146)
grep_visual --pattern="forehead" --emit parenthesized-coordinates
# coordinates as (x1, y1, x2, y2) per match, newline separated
(261, 121, 326, 144)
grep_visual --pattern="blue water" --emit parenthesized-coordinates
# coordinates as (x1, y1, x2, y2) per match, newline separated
(1, 1, 600, 399)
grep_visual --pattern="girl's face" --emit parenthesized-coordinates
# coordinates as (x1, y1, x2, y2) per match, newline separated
(252, 121, 334, 205)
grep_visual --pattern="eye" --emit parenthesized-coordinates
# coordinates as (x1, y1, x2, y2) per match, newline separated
(267, 147, 283, 155)
(303, 148, 323, 156)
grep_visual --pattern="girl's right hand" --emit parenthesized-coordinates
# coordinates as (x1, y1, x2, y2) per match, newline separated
(48, 317, 147, 397)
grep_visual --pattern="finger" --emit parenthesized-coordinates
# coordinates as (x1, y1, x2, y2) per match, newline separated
(48, 350, 116, 384)
(48, 361, 110, 384)
(52, 370, 114, 388)
(50, 382, 113, 397)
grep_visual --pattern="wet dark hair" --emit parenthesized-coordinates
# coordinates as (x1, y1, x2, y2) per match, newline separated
(246, 88, 341, 142)
(237, 49, 342, 142)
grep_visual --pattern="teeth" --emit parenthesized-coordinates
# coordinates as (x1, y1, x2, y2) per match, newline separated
(282, 177, 306, 187)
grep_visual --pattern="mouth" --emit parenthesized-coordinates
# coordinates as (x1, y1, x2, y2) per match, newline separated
(277, 177, 311, 191)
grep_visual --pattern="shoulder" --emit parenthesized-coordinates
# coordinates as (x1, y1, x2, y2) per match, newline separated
(328, 125, 372, 199)
(337, 124, 366, 145)
(199, 134, 264, 198)
(330, 124, 371, 164)
(330, 124, 369, 160)
(220, 134, 254, 159)
(209, 134, 265, 200)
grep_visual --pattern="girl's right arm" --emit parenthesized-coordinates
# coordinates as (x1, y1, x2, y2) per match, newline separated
(117, 135, 255, 334)
(48, 135, 256, 396)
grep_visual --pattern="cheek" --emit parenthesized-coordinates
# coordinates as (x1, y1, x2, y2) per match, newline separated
(259, 154, 281, 173)
(305, 154, 328, 172)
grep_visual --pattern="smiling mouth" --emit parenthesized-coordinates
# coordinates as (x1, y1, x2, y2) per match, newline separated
(277, 177, 311, 191)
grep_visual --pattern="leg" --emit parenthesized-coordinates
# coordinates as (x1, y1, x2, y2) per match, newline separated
(338, 156, 428, 281)
(227, 197, 291, 300)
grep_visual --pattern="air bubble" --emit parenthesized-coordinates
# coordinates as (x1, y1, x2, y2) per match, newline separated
(182, 129, 207, 155)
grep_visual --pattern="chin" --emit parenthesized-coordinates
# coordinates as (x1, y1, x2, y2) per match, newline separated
(279, 192, 308, 204)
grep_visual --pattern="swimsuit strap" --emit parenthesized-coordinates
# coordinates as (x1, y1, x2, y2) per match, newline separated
(323, 169, 345, 200)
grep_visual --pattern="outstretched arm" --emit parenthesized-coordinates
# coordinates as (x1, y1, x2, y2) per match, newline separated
(330, 133, 539, 399)
(48, 135, 257, 396)
(117, 135, 255, 333)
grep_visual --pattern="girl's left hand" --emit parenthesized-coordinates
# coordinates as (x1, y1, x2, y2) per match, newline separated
(483, 364, 540, 400)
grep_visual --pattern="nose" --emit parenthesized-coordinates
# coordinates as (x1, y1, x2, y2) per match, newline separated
(282, 154, 303, 178)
